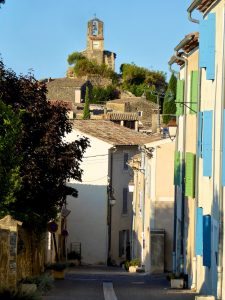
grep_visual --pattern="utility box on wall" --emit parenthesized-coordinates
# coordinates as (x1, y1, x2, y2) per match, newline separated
(150, 229, 165, 273)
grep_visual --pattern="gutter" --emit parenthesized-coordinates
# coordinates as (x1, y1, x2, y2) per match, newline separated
(187, 0, 202, 24)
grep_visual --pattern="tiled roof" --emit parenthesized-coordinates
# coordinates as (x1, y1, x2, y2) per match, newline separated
(106, 112, 138, 121)
(46, 78, 87, 88)
(107, 97, 159, 109)
(196, 0, 216, 13)
(73, 120, 161, 146)
(182, 32, 199, 53)
(49, 100, 73, 110)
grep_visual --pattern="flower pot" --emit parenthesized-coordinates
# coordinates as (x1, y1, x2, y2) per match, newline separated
(170, 278, 184, 289)
(129, 266, 138, 273)
(53, 270, 65, 279)
(20, 283, 37, 294)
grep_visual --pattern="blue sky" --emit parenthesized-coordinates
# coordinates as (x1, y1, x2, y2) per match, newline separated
(0, 0, 200, 80)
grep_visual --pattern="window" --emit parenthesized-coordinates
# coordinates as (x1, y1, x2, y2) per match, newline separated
(119, 230, 130, 258)
(122, 188, 128, 215)
(123, 153, 129, 170)
(138, 111, 143, 117)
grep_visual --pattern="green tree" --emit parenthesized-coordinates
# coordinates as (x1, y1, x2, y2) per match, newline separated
(91, 85, 119, 103)
(120, 63, 167, 99)
(83, 86, 91, 119)
(0, 100, 22, 215)
(0, 60, 89, 232)
(162, 73, 177, 124)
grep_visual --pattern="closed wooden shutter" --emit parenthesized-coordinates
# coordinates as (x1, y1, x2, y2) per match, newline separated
(206, 13, 216, 80)
(199, 13, 216, 80)
(197, 112, 203, 157)
(202, 111, 213, 177)
(119, 231, 123, 257)
(195, 207, 203, 256)
(176, 80, 184, 116)
(190, 71, 198, 114)
(174, 151, 181, 186)
(122, 188, 128, 214)
(203, 215, 211, 268)
(185, 152, 195, 198)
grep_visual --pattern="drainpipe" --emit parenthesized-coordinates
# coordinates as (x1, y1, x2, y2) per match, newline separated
(217, 8, 225, 298)
(173, 50, 188, 275)
(187, 0, 202, 24)
(140, 150, 145, 267)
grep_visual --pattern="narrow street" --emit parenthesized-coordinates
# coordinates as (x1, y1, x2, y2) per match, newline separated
(44, 266, 197, 300)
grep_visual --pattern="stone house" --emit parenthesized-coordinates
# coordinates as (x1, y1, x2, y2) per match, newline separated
(129, 139, 175, 273)
(65, 120, 160, 265)
(106, 97, 159, 132)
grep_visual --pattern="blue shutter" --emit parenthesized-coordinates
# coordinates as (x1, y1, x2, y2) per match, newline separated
(222, 110, 225, 185)
(203, 215, 211, 268)
(199, 18, 208, 68)
(195, 207, 203, 256)
(202, 111, 213, 177)
(197, 112, 203, 157)
(199, 13, 216, 80)
(206, 13, 216, 80)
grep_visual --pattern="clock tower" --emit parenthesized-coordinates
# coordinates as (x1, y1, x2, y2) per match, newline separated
(87, 18, 104, 52)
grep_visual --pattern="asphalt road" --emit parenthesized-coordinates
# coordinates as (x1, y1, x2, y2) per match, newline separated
(43, 266, 197, 300)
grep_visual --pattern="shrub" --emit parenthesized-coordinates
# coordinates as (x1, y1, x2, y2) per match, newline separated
(0, 287, 41, 300)
(124, 258, 141, 271)
(20, 273, 54, 295)
(47, 262, 67, 271)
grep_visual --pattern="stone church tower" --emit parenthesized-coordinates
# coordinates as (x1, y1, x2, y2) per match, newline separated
(82, 17, 116, 71)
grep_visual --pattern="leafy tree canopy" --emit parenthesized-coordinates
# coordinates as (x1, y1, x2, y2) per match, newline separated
(0, 100, 22, 213)
(83, 86, 90, 119)
(120, 63, 167, 97)
(0, 60, 89, 232)
(162, 72, 177, 124)
(67, 51, 118, 81)
(91, 85, 119, 103)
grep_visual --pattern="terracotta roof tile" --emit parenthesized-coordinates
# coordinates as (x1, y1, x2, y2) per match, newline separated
(73, 120, 161, 146)
(197, 0, 216, 13)
(106, 112, 138, 121)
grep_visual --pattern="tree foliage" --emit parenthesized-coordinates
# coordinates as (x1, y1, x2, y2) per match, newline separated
(0, 0, 5, 6)
(0, 100, 22, 213)
(120, 63, 167, 101)
(162, 73, 177, 124)
(91, 85, 119, 103)
(83, 86, 90, 119)
(67, 51, 117, 81)
(0, 60, 89, 232)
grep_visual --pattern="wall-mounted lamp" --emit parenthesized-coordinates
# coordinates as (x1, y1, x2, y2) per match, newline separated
(128, 180, 134, 193)
(167, 119, 178, 141)
(107, 184, 116, 206)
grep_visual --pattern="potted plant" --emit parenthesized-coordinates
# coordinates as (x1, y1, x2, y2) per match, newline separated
(48, 262, 67, 279)
(19, 277, 37, 294)
(167, 273, 184, 289)
(125, 258, 141, 273)
(67, 251, 81, 266)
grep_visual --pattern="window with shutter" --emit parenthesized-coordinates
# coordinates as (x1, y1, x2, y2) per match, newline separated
(176, 80, 184, 116)
(174, 151, 181, 186)
(203, 215, 211, 268)
(190, 71, 198, 114)
(202, 111, 213, 177)
(185, 152, 195, 198)
(195, 207, 203, 256)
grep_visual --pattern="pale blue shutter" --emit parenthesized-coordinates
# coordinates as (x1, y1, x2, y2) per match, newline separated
(202, 111, 213, 177)
(222, 110, 225, 185)
(199, 18, 208, 68)
(206, 13, 216, 80)
(197, 112, 203, 157)
(196, 207, 203, 256)
(203, 215, 211, 268)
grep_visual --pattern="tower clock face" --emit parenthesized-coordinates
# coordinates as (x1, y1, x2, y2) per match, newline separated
(93, 41, 100, 49)
(92, 20, 98, 36)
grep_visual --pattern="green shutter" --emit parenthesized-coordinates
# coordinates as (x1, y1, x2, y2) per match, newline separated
(174, 151, 181, 186)
(185, 152, 195, 198)
(190, 71, 198, 114)
(176, 80, 184, 116)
